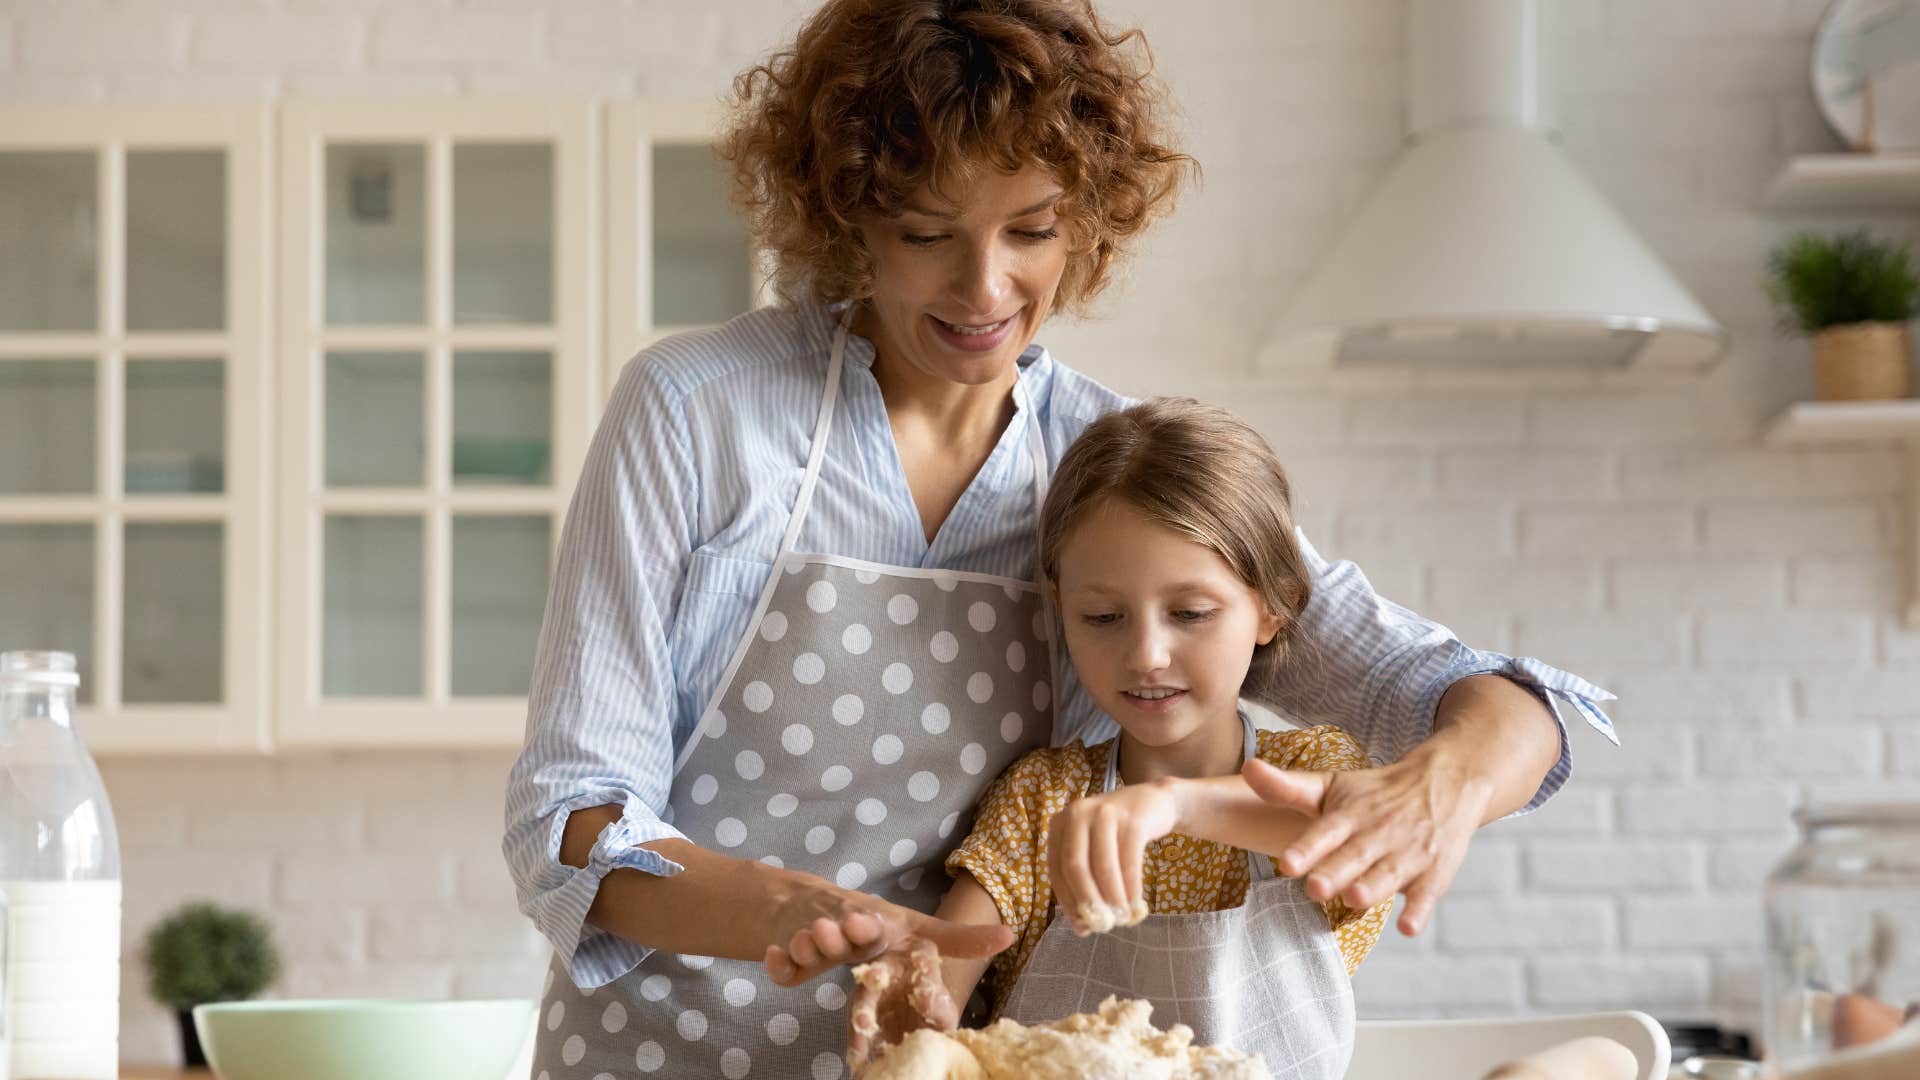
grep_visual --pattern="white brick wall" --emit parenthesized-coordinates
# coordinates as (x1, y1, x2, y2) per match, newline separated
(17, 0, 1920, 1062)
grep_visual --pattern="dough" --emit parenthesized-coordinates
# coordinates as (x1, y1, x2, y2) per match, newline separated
(1072, 898, 1151, 936)
(861, 996, 1271, 1080)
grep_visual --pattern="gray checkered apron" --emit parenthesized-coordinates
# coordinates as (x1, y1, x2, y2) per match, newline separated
(995, 713, 1356, 1079)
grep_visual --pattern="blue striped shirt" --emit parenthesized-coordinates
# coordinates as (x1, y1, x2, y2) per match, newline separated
(503, 302, 1617, 990)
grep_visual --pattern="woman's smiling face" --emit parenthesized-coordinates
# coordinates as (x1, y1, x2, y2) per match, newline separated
(856, 165, 1069, 387)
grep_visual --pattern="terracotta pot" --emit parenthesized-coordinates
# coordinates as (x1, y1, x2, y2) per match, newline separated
(1810, 322, 1913, 401)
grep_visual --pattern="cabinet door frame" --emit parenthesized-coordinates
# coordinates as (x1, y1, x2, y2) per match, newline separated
(275, 101, 596, 749)
(0, 105, 274, 753)
(603, 100, 774, 401)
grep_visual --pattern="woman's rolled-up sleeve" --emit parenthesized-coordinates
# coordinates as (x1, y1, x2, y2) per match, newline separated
(1256, 529, 1617, 817)
(503, 358, 700, 990)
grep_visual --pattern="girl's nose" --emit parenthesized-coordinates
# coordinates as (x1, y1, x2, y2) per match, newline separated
(1126, 621, 1172, 674)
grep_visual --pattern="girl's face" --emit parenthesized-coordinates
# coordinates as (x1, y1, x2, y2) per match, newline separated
(1051, 498, 1283, 756)
(854, 165, 1068, 390)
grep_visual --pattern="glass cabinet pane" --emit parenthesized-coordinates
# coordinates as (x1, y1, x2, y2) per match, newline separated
(0, 360, 95, 495)
(323, 515, 422, 697)
(123, 522, 222, 703)
(126, 150, 226, 332)
(451, 514, 551, 696)
(325, 351, 424, 488)
(652, 144, 752, 326)
(325, 144, 426, 326)
(453, 143, 553, 326)
(0, 523, 95, 704)
(0, 151, 97, 333)
(453, 351, 551, 486)
(126, 359, 224, 494)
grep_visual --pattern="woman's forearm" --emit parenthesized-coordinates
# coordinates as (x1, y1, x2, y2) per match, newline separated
(560, 803, 816, 962)
(1424, 673, 1563, 824)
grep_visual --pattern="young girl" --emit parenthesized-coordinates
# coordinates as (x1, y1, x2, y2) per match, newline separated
(770, 398, 1392, 1077)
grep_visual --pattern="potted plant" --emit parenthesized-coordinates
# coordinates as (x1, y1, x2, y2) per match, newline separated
(1767, 230, 1920, 401)
(143, 902, 281, 1066)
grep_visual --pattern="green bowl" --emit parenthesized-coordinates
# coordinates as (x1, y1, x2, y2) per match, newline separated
(193, 999, 536, 1080)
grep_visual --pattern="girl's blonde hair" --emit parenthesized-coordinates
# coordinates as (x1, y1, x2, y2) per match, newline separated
(1039, 398, 1312, 685)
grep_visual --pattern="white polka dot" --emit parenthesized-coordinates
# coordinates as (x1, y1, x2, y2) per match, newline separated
(1033, 610, 1049, 640)
(761, 854, 784, 868)
(841, 623, 872, 654)
(743, 681, 774, 713)
(821, 765, 852, 792)
(1005, 584, 1023, 600)
(595, 1072, 614, 1080)
(540, 1071, 552, 1080)
(855, 569, 881, 584)
(856, 797, 888, 825)
(704, 709, 728, 737)
(921, 702, 950, 734)
(817, 983, 848, 1010)
(793, 652, 826, 684)
(760, 612, 788, 641)
(1006, 640, 1027, 672)
(602, 1000, 628, 1033)
(968, 601, 997, 632)
(813, 1051, 846, 1080)
(680, 954, 714, 970)
(786, 560, 805, 575)
(873, 734, 904, 765)
(889, 838, 918, 867)
(768, 1013, 800, 1045)
(781, 723, 815, 755)
(836, 861, 867, 888)
(767, 792, 799, 817)
(899, 867, 925, 890)
(640, 974, 671, 1001)
(968, 672, 993, 703)
(723, 978, 758, 1008)
(691, 774, 718, 805)
(939, 811, 961, 837)
(887, 594, 918, 625)
(1032, 681, 1050, 710)
(546, 1001, 566, 1030)
(1000, 712, 1024, 743)
(806, 825, 836, 854)
(929, 631, 959, 663)
(882, 662, 913, 695)
(960, 743, 986, 774)
(677, 1008, 708, 1041)
(722, 1048, 751, 1079)
(807, 580, 837, 613)
(563, 1035, 586, 1066)
(636, 1041, 665, 1071)
(933, 573, 958, 592)
(736, 750, 765, 780)
(908, 771, 940, 802)
(715, 817, 747, 847)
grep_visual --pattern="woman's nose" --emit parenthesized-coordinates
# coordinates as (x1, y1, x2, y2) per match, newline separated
(951, 239, 1010, 314)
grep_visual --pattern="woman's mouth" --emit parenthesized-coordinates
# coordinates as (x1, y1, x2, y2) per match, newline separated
(929, 312, 1016, 352)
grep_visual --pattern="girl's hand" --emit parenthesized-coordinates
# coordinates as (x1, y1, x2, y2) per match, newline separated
(845, 937, 957, 1071)
(762, 887, 1012, 987)
(1045, 779, 1183, 935)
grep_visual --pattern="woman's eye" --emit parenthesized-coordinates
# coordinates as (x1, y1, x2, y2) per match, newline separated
(901, 232, 945, 247)
(1016, 227, 1060, 242)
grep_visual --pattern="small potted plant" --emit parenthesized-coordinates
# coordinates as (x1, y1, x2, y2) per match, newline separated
(1767, 230, 1920, 401)
(143, 902, 281, 1067)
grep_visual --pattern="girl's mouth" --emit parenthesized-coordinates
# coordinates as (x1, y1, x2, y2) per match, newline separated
(1121, 688, 1187, 712)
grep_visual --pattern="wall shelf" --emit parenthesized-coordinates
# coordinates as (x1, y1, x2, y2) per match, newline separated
(1762, 154, 1920, 213)
(1764, 400, 1920, 627)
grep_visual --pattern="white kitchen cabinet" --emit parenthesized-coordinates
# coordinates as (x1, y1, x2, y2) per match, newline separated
(275, 103, 599, 748)
(0, 107, 274, 752)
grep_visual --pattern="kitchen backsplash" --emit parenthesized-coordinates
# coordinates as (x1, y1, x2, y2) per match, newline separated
(15, 0, 1919, 1060)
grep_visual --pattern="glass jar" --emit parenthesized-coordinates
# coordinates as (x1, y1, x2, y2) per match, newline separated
(0, 650, 121, 1079)
(1763, 802, 1920, 1071)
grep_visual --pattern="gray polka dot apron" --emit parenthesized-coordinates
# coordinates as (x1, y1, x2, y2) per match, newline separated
(996, 712, 1356, 1080)
(534, 316, 1059, 1079)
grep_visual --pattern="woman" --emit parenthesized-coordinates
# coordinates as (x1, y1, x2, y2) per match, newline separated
(504, 1, 1616, 1076)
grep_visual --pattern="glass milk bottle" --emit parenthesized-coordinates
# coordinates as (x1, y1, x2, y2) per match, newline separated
(0, 651, 121, 1079)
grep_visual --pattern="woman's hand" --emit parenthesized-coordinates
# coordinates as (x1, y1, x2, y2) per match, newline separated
(845, 937, 958, 1071)
(762, 887, 1012, 987)
(1045, 780, 1183, 935)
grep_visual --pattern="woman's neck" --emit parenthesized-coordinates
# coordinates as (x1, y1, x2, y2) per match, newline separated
(852, 308, 1019, 442)
(1115, 709, 1245, 787)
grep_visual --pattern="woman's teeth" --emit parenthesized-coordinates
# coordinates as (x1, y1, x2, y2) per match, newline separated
(937, 315, 1009, 335)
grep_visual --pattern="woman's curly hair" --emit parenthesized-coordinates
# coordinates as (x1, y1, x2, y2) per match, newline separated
(718, 0, 1195, 311)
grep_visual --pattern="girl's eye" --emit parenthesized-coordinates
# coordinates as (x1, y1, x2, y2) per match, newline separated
(1173, 609, 1217, 623)
(1080, 612, 1121, 626)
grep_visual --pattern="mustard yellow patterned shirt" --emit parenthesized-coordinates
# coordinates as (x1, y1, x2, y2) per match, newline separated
(945, 725, 1393, 1011)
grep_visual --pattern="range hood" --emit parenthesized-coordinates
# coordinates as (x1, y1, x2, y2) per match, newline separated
(1259, 0, 1727, 373)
